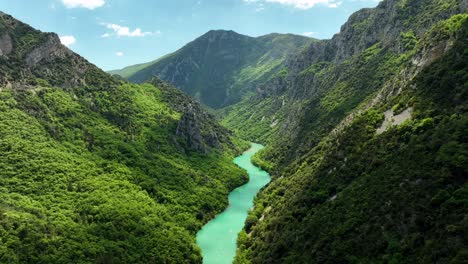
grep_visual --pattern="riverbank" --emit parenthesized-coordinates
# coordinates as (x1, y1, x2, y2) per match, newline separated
(196, 143, 271, 264)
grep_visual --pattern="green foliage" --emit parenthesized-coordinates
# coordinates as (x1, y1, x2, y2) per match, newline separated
(352, 17, 371, 33)
(0, 16, 250, 261)
(425, 13, 468, 42)
(0, 78, 252, 263)
(400, 30, 419, 50)
(234, 10, 468, 264)
(251, 148, 274, 172)
(0, 80, 249, 263)
(114, 31, 312, 108)
(108, 61, 157, 79)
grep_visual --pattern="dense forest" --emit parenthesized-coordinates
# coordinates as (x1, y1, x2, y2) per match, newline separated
(229, 1, 468, 263)
(1, 0, 467, 263)
(0, 11, 248, 263)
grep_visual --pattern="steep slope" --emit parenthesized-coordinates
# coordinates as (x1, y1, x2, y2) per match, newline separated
(0, 12, 248, 263)
(227, 0, 468, 263)
(224, 0, 467, 171)
(111, 31, 313, 108)
(108, 60, 155, 79)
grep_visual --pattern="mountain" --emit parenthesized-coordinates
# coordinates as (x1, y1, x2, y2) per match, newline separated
(0, 11, 249, 263)
(1, 0, 467, 262)
(110, 31, 313, 108)
(224, 0, 468, 263)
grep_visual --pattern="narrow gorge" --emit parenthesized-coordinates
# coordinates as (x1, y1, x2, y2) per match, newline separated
(0, 0, 467, 263)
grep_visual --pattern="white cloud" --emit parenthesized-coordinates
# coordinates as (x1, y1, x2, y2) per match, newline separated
(59, 35, 76, 46)
(328, 1, 342, 7)
(62, 0, 105, 9)
(116, 52, 124, 56)
(255, 3, 265, 11)
(102, 23, 153, 37)
(243, 0, 342, 9)
(302, 31, 315, 37)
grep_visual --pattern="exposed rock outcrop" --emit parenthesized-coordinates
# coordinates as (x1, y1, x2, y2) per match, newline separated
(376, 107, 413, 134)
(150, 77, 228, 153)
(0, 33, 12, 56)
(0, 11, 115, 89)
(176, 104, 207, 153)
(25, 34, 71, 67)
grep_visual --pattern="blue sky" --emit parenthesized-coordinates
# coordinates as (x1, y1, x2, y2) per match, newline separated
(0, 0, 380, 70)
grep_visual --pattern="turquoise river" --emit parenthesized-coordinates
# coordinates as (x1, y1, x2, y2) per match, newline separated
(196, 143, 271, 264)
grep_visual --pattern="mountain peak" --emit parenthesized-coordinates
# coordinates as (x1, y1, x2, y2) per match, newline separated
(114, 30, 312, 108)
(197, 29, 248, 43)
(204, 29, 240, 36)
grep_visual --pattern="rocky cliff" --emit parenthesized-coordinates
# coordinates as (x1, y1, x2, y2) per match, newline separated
(223, 0, 467, 170)
(231, 0, 468, 262)
(0, 11, 114, 88)
(150, 77, 231, 153)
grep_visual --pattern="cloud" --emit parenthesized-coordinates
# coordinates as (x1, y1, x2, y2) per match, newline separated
(116, 52, 124, 56)
(102, 23, 154, 37)
(255, 3, 265, 11)
(59, 35, 76, 46)
(302, 31, 315, 37)
(327, 1, 342, 7)
(62, 0, 105, 9)
(243, 0, 342, 9)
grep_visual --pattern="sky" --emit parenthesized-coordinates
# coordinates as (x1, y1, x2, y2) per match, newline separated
(0, 0, 381, 71)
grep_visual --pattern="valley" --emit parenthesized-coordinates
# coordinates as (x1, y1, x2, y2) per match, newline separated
(1, 0, 467, 263)
(196, 143, 270, 264)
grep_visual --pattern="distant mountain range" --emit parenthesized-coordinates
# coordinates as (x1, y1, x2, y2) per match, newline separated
(109, 31, 312, 108)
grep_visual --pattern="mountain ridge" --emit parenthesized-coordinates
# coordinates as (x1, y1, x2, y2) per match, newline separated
(228, 0, 468, 262)
(110, 30, 313, 108)
(0, 0, 467, 263)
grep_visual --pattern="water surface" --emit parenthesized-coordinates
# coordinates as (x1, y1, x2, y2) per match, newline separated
(196, 143, 271, 264)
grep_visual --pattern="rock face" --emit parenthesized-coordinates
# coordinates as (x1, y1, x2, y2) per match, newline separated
(176, 106, 206, 152)
(173, 101, 225, 153)
(0, 11, 114, 89)
(151, 77, 229, 153)
(376, 107, 413, 134)
(25, 34, 71, 67)
(0, 33, 12, 56)
(224, 0, 467, 168)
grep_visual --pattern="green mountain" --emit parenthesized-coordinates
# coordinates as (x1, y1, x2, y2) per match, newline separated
(108, 61, 155, 80)
(0, 11, 249, 263)
(223, 0, 468, 263)
(1, 0, 468, 262)
(110, 31, 313, 108)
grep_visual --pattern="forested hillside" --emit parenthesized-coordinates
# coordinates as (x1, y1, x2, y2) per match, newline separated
(228, 0, 468, 263)
(1, 0, 467, 262)
(110, 31, 313, 108)
(0, 11, 248, 263)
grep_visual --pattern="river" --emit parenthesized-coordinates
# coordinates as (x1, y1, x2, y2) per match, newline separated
(196, 143, 271, 264)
